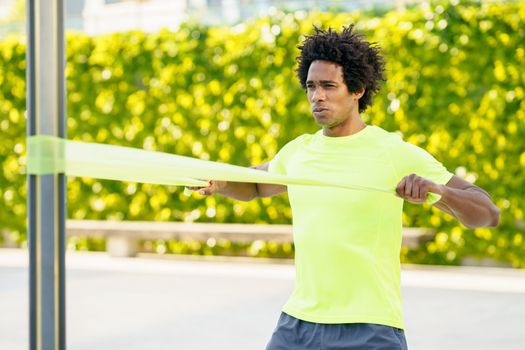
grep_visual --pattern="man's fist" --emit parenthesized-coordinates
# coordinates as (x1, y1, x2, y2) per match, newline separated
(395, 173, 443, 204)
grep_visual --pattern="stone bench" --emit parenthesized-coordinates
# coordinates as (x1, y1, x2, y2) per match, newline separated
(64, 220, 434, 257)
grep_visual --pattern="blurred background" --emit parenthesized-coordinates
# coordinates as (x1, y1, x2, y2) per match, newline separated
(0, 0, 524, 349)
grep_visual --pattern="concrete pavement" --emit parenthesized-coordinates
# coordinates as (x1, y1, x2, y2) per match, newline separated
(1, 249, 524, 350)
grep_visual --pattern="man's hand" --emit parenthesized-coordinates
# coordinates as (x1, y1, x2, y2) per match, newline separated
(395, 173, 444, 204)
(184, 162, 286, 201)
(186, 180, 227, 196)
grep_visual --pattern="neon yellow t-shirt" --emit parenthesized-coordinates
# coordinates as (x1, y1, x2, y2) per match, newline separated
(268, 125, 453, 329)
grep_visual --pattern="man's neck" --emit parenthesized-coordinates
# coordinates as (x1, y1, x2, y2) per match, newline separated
(323, 115, 367, 137)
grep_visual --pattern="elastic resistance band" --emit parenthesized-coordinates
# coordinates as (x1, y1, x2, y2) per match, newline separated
(27, 135, 434, 200)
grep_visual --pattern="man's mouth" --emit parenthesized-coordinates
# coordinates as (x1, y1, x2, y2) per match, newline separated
(313, 107, 329, 116)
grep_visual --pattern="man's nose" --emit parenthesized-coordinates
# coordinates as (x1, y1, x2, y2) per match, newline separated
(311, 87, 326, 102)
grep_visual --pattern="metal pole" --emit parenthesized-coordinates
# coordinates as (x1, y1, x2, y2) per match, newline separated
(27, 1, 66, 350)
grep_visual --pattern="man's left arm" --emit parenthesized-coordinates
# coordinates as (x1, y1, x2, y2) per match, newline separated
(396, 174, 500, 229)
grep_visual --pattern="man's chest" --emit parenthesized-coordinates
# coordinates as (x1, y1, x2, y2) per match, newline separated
(286, 151, 398, 190)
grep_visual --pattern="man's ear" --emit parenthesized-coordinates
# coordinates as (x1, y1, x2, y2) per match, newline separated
(354, 88, 366, 100)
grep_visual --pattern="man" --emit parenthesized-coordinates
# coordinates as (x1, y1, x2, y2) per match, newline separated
(189, 26, 500, 349)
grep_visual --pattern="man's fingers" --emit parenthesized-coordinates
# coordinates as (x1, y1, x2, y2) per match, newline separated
(186, 180, 213, 195)
(199, 186, 216, 196)
(419, 182, 429, 200)
(396, 175, 426, 203)
(396, 174, 437, 204)
(404, 174, 415, 197)
(197, 181, 216, 196)
(412, 177, 420, 199)
(396, 177, 406, 197)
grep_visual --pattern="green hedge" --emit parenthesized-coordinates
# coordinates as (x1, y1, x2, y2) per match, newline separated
(1, 1, 524, 266)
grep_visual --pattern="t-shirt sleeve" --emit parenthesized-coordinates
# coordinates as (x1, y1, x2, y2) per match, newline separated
(267, 135, 307, 176)
(390, 137, 454, 204)
(267, 149, 287, 175)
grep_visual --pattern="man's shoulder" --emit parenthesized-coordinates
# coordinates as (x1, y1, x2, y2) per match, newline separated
(375, 128, 440, 165)
(282, 133, 314, 148)
(366, 126, 433, 162)
(273, 133, 313, 160)
(367, 125, 404, 147)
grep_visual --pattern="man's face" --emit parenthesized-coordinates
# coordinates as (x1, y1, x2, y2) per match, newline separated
(306, 60, 362, 128)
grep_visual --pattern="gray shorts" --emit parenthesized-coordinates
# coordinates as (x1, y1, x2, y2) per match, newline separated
(266, 312, 408, 350)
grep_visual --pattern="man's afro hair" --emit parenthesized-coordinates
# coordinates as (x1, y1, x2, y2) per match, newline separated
(296, 25, 386, 113)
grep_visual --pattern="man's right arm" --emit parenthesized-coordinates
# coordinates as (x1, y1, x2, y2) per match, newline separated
(187, 162, 287, 201)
